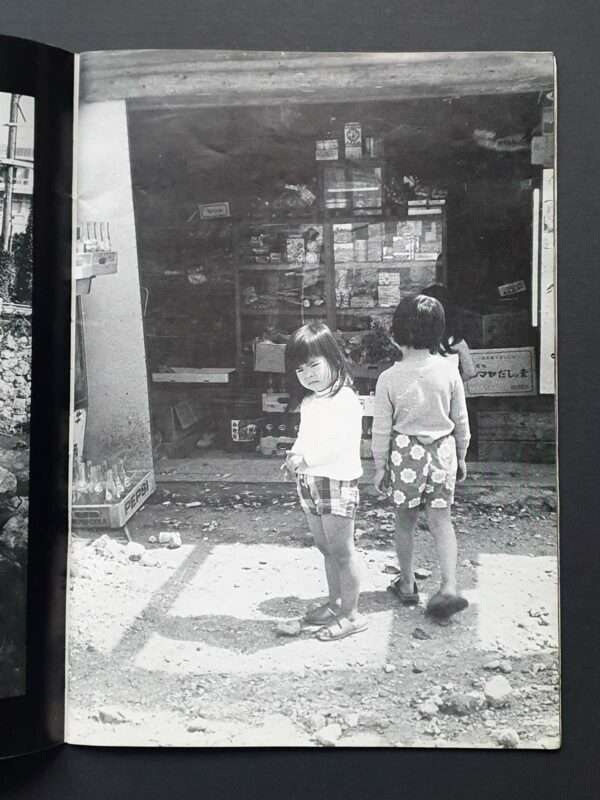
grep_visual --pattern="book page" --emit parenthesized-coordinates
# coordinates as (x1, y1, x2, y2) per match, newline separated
(67, 50, 559, 749)
(0, 35, 73, 759)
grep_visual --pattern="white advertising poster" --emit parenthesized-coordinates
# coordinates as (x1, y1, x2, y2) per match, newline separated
(539, 168, 556, 394)
(464, 347, 537, 397)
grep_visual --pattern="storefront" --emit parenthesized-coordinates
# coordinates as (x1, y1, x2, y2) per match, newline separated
(76, 51, 555, 475)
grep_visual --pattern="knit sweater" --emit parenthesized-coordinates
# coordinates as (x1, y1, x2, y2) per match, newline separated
(371, 351, 471, 467)
(291, 385, 363, 480)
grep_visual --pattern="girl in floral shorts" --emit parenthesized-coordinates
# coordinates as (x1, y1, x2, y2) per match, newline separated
(372, 294, 471, 622)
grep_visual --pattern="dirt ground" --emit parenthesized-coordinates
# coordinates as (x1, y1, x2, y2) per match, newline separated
(67, 481, 560, 749)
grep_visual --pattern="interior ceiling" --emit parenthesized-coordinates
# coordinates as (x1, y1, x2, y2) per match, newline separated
(81, 50, 554, 107)
(129, 93, 543, 175)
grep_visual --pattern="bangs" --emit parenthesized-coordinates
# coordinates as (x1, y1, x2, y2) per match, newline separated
(286, 327, 328, 370)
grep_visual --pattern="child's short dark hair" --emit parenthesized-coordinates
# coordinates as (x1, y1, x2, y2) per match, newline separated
(392, 294, 445, 354)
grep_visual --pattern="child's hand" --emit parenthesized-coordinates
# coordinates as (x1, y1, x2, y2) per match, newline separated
(457, 459, 467, 482)
(284, 453, 306, 475)
(280, 462, 294, 480)
(374, 467, 388, 496)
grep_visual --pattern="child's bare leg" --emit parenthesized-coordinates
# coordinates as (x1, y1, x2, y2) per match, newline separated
(426, 506, 458, 595)
(394, 506, 419, 592)
(305, 512, 340, 607)
(321, 515, 360, 620)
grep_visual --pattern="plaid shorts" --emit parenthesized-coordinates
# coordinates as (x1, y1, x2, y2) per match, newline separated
(386, 433, 457, 510)
(296, 474, 359, 519)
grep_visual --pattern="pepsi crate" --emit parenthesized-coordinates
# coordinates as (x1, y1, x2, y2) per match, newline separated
(71, 470, 155, 529)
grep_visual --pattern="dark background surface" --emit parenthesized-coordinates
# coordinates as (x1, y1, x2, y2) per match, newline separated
(0, 35, 73, 759)
(1, 1, 599, 798)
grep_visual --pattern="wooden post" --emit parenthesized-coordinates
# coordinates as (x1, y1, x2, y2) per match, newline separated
(1, 94, 20, 253)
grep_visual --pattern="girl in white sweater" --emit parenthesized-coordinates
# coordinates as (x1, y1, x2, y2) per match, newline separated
(284, 322, 367, 641)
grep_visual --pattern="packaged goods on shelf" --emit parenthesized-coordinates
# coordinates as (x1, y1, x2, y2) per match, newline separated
(315, 139, 339, 160)
(344, 122, 362, 148)
(254, 341, 287, 373)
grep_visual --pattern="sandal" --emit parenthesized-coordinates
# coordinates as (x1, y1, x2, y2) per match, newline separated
(425, 591, 469, 620)
(315, 615, 368, 642)
(388, 576, 420, 606)
(303, 604, 339, 626)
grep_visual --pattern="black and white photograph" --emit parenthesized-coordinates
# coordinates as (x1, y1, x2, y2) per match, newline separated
(0, 91, 34, 699)
(66, 51, 558, 748)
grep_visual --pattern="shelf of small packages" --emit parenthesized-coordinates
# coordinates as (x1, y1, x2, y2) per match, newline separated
(336, 306, 393, 316)
(240, 307, 326, 317)
(238, 263, 309, 272)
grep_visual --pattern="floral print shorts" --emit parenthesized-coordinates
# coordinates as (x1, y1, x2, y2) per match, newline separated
(386, 433, 457, 510)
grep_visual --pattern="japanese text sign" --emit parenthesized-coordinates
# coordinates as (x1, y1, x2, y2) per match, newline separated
(464, 347, 536, 397)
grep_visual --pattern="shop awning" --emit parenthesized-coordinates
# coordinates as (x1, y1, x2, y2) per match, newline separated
(80, 50, 554, 108)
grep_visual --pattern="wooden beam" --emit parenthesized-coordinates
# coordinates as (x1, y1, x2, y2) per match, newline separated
(80, 51, 554, 107)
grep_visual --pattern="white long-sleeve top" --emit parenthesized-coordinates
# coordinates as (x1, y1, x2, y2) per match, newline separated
(291, 385, 363, 480)
(371, 351, 471, 468)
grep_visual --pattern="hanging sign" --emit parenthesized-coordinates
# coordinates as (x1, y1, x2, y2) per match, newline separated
(498, 279, 526, 298)
(197, 202, 231, 219)
(464, 347, 536, 397)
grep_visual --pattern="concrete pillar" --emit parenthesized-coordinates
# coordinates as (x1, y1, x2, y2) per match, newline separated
(77, 100, 152, 469)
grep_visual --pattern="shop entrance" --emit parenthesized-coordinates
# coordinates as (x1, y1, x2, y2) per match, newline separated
(121, 63, 554, 475)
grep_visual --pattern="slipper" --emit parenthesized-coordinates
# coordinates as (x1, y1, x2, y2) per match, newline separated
(388, 576, 420, 606)
(425, 592, 469, 620)
(315, 616, 368, 642)
(303, 604, 338, 626)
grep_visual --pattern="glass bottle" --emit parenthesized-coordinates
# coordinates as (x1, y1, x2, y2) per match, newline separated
(113, 463, 124, 498)
(76, 456, 88, 505)
(119, 458, 132, 491)
(72, 447, 81, 505)
(93, 465, 105, 505)
(104, 468, 117, 504)
(85, 461, 94, 503)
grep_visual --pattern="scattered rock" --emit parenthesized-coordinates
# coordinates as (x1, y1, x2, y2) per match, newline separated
(91, 534, 128, 562)
(187, 718, 212, 733)
(528, 606, 549, 619)
(414, 567, 432, 579)
(483, 659, 501, 671)
(499, 660, 513, 674)
(417, 699, 439, 719)
(412, 662, 425, 674)
(96, 708, 128, 725)
(315, 723, 342, 746)
(383, 663, 396, 674)
(343, 713, 359, 729)
(275, 619, 302, 637)
(542, 496, 557, 512)
(440, 692, 484, 716)
(126, 542, 145, 561)
(148, 535, 157, 544)
(495, 727, 520, 748)
(484, 676, 513, 707)
(0, 465, 17, 500)
(167, 532, 182, 549)
(309, 713, 326, 732)
(412, 628, 432, 641)
(383, 564, 400, 574)
(185, 501, 203, 508)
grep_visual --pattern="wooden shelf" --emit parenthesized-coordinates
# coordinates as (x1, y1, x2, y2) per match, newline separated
(241, 307, 325, 317)
(336, 307, 393, 316)
(238, 263, 310, 272)
(334, 258, 438, 268)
